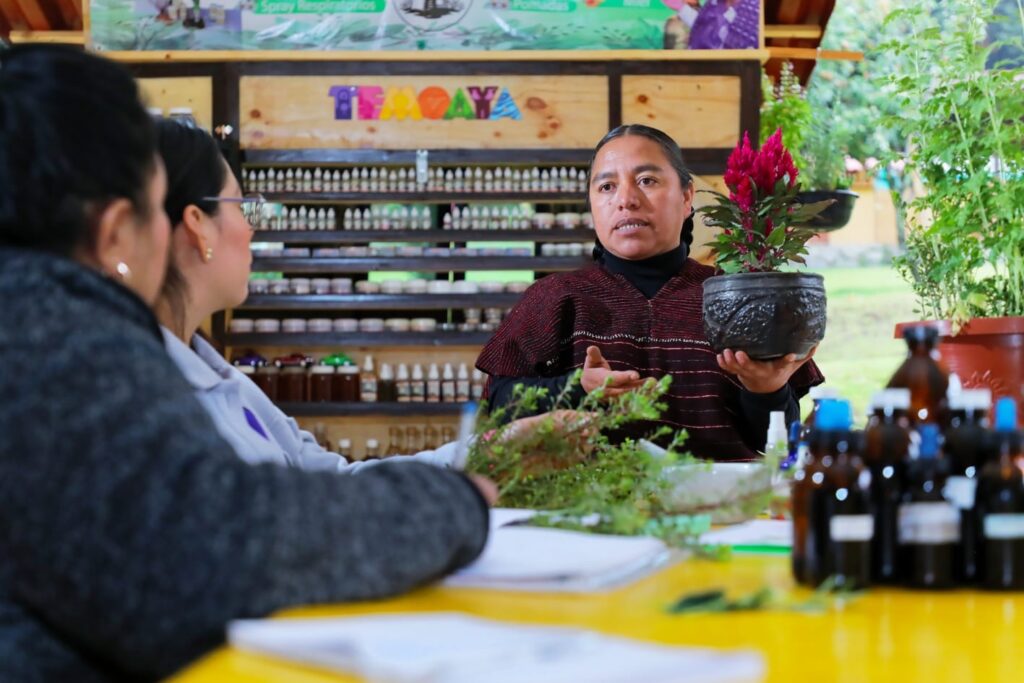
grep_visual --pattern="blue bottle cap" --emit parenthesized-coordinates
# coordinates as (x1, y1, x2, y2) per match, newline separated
(815, 398, 853, 431)
(788, 421, 802, 443)
(916, 423, 941, 459)
(994, 397, 1017, 432)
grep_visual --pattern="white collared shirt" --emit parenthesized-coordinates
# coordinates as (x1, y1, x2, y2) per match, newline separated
(160, 328, 457, 473)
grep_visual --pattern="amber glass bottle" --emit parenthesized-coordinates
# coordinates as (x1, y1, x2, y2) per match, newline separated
(862, 388, 912, 584)
(899, 424, 958, 588)
(887, 325, 949, 426)
(944, 388, 992, 584)
(818, 428, 872, 590)
(792, 398, 851, 586)
(976, 398, 1024, 590)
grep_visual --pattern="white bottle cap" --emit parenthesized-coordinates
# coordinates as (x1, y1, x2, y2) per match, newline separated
(808, 385, 841, 401)
(870, 388, 911, 411)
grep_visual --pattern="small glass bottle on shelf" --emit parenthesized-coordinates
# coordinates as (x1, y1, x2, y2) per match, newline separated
(977, 398, 1024, 590)
(364, 438, 381, 461)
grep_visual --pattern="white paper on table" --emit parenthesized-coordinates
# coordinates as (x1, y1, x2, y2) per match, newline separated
(445, 525, 672, 592)
(700, 520, 792, 548)
(228, 612, 766, 683)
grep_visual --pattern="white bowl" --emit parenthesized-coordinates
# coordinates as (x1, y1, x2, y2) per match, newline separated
(660, 462, 772, 525)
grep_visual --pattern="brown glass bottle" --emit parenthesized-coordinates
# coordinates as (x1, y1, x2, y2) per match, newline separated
(817, 430, 873, 590)
(976, 398, 1024, 590)
(792, 398, 851, 586)
(899, 424, 958, 589)
(944, 389, 992, 584)
(386, 426, 405, 457)
(861, 388, 912, 584)
(887, 325, 949, 426)
(253, 365, 280, 401)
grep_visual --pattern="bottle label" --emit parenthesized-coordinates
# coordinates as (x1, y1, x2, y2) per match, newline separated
(984, 514, 1024, 540)
(830, 514, 874, 542)
(456, 379, 470, 402)
(359, 379, 378, 402)
(943, 476, 977, 510)
(442, 380, 456, 401)
(898, 502, 960, 544)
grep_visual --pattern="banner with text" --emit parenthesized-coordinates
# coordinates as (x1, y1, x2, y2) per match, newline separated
(90, 0, 761, 52)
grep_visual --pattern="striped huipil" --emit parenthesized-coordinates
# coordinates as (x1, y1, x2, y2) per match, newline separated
(476, 258, 824, 460)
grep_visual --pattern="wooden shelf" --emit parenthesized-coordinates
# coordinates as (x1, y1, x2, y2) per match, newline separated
(239, 292, 521, 311)
(226, 332, 493, 347)
(243, 148, 593, 165)
(252, 228, 594, 243)
(250, 256, 586, 273)
(260, 191, 586, 204)
(278, 401, 467, 417)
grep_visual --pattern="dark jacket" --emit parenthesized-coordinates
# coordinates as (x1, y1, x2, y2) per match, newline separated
(0, 248, 489, 681)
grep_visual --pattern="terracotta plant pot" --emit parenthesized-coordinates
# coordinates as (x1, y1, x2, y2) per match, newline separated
(796, 189, 859, 232)
(702, 272, 827, 360)
(893, 317, 1024, 403)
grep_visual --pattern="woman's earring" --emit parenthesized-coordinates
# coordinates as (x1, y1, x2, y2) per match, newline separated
(115, 262, 131, 281)
(205, 247, 214, 263)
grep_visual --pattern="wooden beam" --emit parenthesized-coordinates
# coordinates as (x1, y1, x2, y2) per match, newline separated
(768, 47, 863, 62)
(12, 0, 51, 30)
(8, 29, 85, 44)
(764, 24, 823, 40)
(101, 48, 772, 64)
(53, 0, 81, 29)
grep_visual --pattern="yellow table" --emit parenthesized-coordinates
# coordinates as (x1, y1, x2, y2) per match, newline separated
(172, 554, 1024, 683)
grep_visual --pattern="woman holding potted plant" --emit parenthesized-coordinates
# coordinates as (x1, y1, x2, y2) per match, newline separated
(476, 124, 823, 460)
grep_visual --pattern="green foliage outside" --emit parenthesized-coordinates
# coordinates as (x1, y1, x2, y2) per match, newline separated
(879, 0, 1024, 325)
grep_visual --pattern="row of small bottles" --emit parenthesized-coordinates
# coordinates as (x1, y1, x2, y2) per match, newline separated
(244, 166, 586, 195)
(251, 205, 581, 233)
(236, 353, 486, 404)
(790, 324, 1024, 590)
(313, 425, 457, 461)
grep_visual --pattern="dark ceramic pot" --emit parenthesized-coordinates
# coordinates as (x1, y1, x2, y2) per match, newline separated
(703, 272, 827, 360)
(796, 189, 859, 231)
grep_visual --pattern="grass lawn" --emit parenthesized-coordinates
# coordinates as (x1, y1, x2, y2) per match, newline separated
(805, 266, 918, 422)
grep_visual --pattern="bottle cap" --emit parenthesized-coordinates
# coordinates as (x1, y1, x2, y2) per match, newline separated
(902, 324, 939, 344)
(995, 397, 1017, 432)
(815, 398, 853, 431)
(808, 385, 840, 401)
(339, 438, 351, 449)
(788, 420, 802, 443)
(916, 424, 942, 459)
(870, 388, 911, 411)
(367, 438, 379, 448)
(947, 372, 963, 399)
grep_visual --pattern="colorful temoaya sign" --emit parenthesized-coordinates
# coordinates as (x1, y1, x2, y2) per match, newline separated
(90, 0, 761, 51)
(328, 85, 522, 121)
(239, 75, 608, 149)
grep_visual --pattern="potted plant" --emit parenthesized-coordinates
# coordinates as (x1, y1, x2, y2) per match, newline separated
(880, 0, 1024, 398)
(699, 129, 833, 360)
(761, 61, 859, 230)
(797, 120, 860, 231)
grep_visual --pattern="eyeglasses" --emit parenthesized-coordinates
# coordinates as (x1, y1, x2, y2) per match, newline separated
(200, 192, 266, 225)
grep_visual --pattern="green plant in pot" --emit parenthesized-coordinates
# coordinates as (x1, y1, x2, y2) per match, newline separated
(879, 0, 1024, 398)
(699, 129, 833, 360)
(797, 119, 860, 232)
(761, 61, 858, 231)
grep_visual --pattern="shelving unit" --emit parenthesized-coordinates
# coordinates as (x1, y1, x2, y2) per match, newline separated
(249, 255, 587, 274)
(226, 332, 493, 347)
(278, 402, 467, 418)
(252, 229, 594, 244)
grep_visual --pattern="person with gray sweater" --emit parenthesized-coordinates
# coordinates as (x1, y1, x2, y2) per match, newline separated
(0, 46, 493, 682)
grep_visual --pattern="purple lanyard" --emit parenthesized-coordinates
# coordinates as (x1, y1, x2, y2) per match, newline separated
(243, 407, 270, 441)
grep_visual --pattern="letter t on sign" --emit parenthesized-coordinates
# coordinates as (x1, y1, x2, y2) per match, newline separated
(328, 86, 358, 120)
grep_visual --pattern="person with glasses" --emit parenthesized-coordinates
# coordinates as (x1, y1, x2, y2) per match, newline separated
(0, 46, 496, 681)
(153, 119, 577, 472)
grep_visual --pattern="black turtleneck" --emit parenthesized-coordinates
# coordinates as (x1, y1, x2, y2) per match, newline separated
(597, 241, 688, 299)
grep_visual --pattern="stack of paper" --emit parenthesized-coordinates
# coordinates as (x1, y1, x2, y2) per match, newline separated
(445, 524, 672, 592)
(229, 613, 765, 683)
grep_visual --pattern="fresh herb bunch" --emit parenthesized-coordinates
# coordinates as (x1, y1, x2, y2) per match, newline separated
(466, 373, 711, 547)
(801, 120, 852, 191)
(700, 129, 832, 273)
(879, 0, 1024, 326)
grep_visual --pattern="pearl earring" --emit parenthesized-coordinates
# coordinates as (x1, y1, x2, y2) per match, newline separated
(205, 247, 214, 262)
(115, 262, 131, 280)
